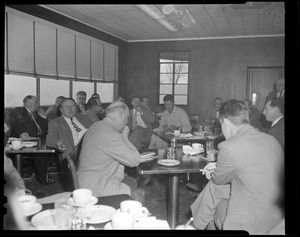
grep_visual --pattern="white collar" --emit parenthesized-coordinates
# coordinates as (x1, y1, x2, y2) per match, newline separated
(272, 116, 283, 127)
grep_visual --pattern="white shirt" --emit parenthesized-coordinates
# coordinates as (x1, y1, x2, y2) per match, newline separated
(272, 116, 283, 127)
(63, 116, 87, 146)
(133, 108, 147, 128)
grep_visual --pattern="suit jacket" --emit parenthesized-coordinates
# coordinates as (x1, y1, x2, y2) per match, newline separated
(10, 107, 47, 138)
(46, 114, 93, 160)
(128, 106, 155, 131)
(268, 117, 284, 150)
(265, 90, 285, 104)
(191, 125, 284, 234)
(77, 118, 141, 197)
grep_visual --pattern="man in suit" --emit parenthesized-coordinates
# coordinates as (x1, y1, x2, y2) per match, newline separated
(45, 96, 65, 122)
(10, 95, 50, 184)
(265, 78, 285, 104)
(203, 97, 223, 124)
(191, 100, 284, 234)
(263, 98, 284, 150)
(149, 94, 192, 149)
(128, 96, 155, 151)
(77, 101, 141, 197)
(75, 91, 87, 114)
(46, 98, 93, 165)
(82, 98, 103, 123)
(244, 99, 264, 131)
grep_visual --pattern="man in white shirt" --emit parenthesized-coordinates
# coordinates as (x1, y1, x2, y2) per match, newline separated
(46, 98, 93, 164)
(128, 96, 155, 151)
(263, 97, 284, 149)
(149, 94, 191, 149)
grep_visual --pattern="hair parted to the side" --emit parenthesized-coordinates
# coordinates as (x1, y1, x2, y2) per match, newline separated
(268, 97, 284, 114)
(163, 94, 174, 103)
(219, 99, 250, 125)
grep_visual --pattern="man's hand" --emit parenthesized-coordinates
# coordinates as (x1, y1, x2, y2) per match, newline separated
(169, 125, 179, 132)
(37, 107, 46, 118)
(202, 162, 216, 180)
(122, 125, 130, 138)
(56, 140, 67, 151)
(20, 132, 29, 139)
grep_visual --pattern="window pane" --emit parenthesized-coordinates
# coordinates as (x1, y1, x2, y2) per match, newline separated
(40, 78, 70, 105)
(160, 63, 173, 73)
(159, 94, 167, 104)
(160, 85, 173, 94)
(174, 95, 187, 105)
(175, 85, 188, 94)
(5, 74, 36, 107)
(175, 63, 188, 74)
(175, 74, 188, 84)
(96, 83, 114, 103)
(73, 81, 94, 99)
(160, 74, 173, 84)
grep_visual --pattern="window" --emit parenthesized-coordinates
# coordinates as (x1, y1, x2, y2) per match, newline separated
(159, 52, 189, 105)
(40, 78, 70, 105)
(96, 83, 114, 103)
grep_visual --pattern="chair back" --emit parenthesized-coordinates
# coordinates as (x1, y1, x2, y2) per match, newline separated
(60, 155, 79, 191)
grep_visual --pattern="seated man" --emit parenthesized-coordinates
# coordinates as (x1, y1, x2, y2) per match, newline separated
(45, 96, 65, 122)
(128, 96, 155, 151)
(202, 97, 223, 124)
(244, 99, 264, 131)
(10, 95, 50, 184)
(191, 99, 284, 234)
(75, 91, 87, 114)
(149, 94, 192, 149)
(82, 98, 103, 123)
(46, 98, 93, 164)
(77, 101, 141, 197)
(263, 98, 284, 150)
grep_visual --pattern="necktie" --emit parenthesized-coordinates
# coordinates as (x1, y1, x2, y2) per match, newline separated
(215, 110, 219, 120)
(71, 118, 82, 133)
(30, 112, 42, 135)
(132, 110, 138, 129)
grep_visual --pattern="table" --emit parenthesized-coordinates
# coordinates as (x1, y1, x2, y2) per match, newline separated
(137, 148, 210, 229)
(5, 138, 57, 176)
(29, 194, 132, 230)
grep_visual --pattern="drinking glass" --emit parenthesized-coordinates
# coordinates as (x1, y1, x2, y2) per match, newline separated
(167, 147, 175, 159)
(55, 199, 73, 230)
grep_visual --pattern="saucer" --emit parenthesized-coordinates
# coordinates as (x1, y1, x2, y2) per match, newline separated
(22, 141, 38, 147)
(69, 196, 98, 207)
(23, 202, 42, 216)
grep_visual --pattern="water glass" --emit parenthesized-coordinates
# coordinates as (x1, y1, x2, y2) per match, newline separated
(206, 140, 214, 154)
(54, 199, 73, 230)
(71, 207, 87, 230)
(167, 147, 175, 159)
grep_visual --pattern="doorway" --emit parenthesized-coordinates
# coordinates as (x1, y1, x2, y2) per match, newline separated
(246, 66, 284, 112)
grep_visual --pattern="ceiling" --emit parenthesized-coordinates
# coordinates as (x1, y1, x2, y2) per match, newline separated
(40, 3, 285, 42)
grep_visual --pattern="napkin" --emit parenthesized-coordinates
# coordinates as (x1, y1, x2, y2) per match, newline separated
(182, 145, 203, 156)
(140, 152, 156, 159)
(180, 133, 193, 138)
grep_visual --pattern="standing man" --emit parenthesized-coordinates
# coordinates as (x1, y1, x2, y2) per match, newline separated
(265, 78, 285, 104)
(46, 98, 93, 164)
(45, 96, 65, 122)
(77, 101, 141, 197)
(128, 96, 155, 151)
(191, 100, 284, 234)
(263, 98, 284, 150)
(149, 94, 191, 149)
(10, 95, 50, 184)
(75, 91, 87, 114)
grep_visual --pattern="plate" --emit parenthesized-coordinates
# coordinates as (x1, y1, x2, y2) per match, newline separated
(31, 209, 57, 230)
(85, 205, 116, 224)
(22, 141, 38, 147)
(104, 219, 170, 230)
(68, 196, 98, 207)
(22, 137, 39, 141)
(8, 144, 25, 150)
(23, 203, 42, 216)
(157, 159, 180, 166)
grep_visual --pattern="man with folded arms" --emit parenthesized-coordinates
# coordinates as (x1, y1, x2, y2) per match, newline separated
(46, 98, 93, 164)
(128, 96, 155, 151)
(10, 95, 50, 184)
(263, 97, 284, 150)
(149, 94, 191, 149)
(77, 101, 141, 197)
(191, 99, 284, 234)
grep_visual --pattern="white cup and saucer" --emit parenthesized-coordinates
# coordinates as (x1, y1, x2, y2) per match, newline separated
(192, 143, 204, 154)
(17, 194, 42, 216)
(69, 189, 98, 207)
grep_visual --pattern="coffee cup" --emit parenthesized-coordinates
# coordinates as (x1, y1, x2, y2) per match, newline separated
(17, 195, 37, 212)
(173, 130, 180, 137)
(192, 143, 203, 151)
(111, 212, 134, 229)
(120, 200, 149, 219)
(11, 140, 22, 150)
(72, 189, 92, 205)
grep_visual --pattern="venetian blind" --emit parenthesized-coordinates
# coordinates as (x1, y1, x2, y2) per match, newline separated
(76, 35, 91, 80)
(91, 41, 104, 80)
(104, 46, 117, 81)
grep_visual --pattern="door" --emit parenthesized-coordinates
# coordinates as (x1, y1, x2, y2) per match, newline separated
(247, 67, 284, 112)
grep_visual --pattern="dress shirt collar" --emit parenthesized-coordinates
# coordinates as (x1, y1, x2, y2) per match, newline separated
(272, 116, 283, 127)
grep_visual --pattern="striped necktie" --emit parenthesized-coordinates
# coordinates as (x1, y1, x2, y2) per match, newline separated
(71, 118, 82, 133)
(30, 112, 42, 136)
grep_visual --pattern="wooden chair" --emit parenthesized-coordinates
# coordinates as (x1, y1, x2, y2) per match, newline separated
(60, 154, 79, 191)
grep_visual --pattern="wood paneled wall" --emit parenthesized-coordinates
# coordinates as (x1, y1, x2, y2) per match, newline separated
(127, 37, 284, 120)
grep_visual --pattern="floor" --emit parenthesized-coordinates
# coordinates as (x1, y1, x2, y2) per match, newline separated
(24, 168, 208, 226)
